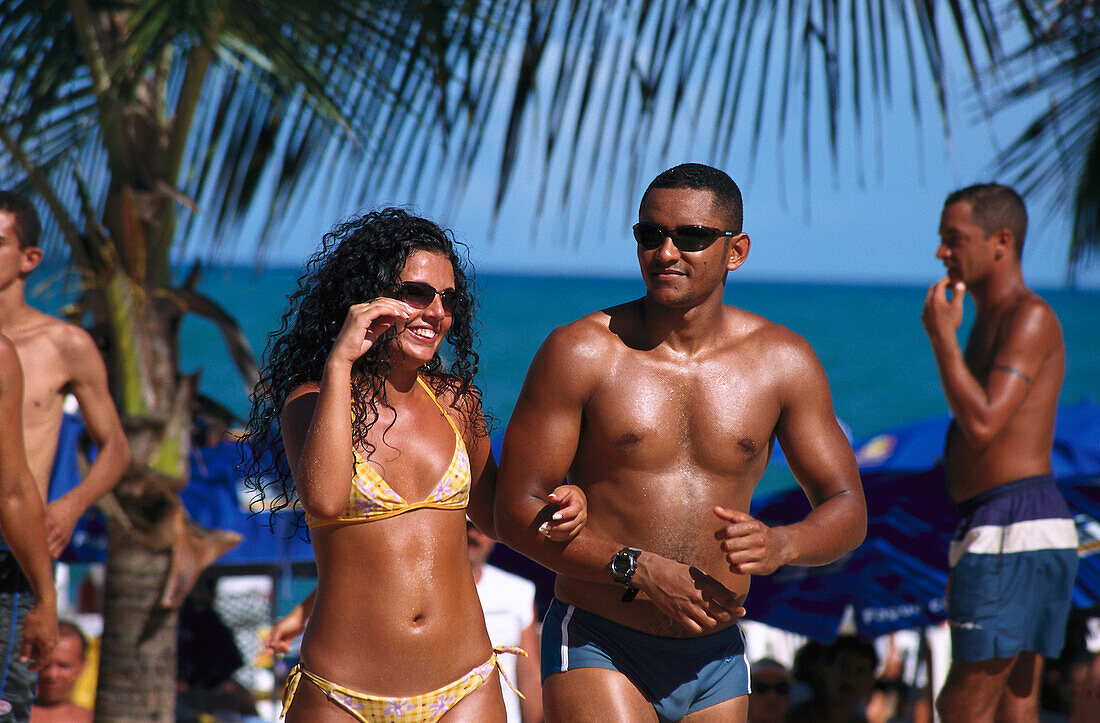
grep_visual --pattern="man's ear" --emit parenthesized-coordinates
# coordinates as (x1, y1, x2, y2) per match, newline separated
(993, 228, 1013, 261)
(727, 233, 750, 271)
(20, 246, 43, 275)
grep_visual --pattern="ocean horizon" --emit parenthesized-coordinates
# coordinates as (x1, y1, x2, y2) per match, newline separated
(164, 267, 1097, 493)
(33, 265, 1097, 494)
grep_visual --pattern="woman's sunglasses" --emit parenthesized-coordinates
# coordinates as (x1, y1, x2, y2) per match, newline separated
(392, 281, 460, 313)
(632, 222, 736, 252)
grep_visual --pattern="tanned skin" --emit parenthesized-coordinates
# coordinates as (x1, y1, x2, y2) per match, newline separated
(0, 209, 129, 559)
(31, 625, 91, 723)
(0, 335, 57, 671)
(923, 198, 1065, 723)
(279, 251, 585, 722)
(496, 186, 866, 722)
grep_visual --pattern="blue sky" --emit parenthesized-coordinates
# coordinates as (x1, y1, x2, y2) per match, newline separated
(204, 14, 1100, 290)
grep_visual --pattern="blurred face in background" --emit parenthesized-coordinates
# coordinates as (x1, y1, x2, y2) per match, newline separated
(35, 633, 85, 706)
(826, 649, 876, 710)
(748, 664, 792, 723)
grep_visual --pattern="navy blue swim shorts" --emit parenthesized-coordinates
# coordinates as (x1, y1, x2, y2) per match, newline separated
(541, 598, 749, 721)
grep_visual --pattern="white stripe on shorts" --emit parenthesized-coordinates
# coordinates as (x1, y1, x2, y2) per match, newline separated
(739, 624, 751, 694)
(560, 604, 575, 672)
(949, 518, 1078, 568)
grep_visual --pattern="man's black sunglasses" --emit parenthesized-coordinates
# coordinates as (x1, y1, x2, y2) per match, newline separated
(632, 222, 736, 252)
(392, 281, 460, 312)
(751, 681, 790, 696)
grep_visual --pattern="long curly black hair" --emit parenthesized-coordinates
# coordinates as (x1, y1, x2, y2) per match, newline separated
(240, 208, 484, 530)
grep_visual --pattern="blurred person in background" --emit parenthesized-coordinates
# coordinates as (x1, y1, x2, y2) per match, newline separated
(30, 621, 88, 723)
(788, 635, 878, 723)
(923, 183, 1077, 722)
(747, 658, 792, 723)
(466, 518, 543, 722)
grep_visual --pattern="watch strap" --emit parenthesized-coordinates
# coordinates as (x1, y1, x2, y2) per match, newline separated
(610, 547, 642, 602)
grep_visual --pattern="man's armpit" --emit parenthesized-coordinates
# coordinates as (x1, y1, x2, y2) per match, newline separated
(992, 364, 1033, 385)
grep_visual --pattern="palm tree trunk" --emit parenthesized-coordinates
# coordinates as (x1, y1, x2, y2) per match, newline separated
(94, 527, 178, 722)
(90, 282, 189, 722)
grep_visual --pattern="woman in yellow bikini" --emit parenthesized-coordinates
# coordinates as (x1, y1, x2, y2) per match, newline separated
(242, 209, 585, 722)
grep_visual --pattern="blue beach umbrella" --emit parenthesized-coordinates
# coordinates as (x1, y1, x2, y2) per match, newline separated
(745, 467, 954, 641)
(1057, 475, 1100, 608)
(745, 400, 1100, 642)
(851, 400, 1100, 477)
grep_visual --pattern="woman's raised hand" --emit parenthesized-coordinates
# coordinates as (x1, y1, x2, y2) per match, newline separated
(540, 484, 588, 541)
(328, 299, 413, 367)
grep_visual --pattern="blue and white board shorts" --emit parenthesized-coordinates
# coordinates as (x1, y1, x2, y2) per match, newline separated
(948, 474, 1078, 662)
(541, 598, 750, 722)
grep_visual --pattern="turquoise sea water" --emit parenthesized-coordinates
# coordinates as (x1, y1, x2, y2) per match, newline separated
(166, 268, 1099, 494)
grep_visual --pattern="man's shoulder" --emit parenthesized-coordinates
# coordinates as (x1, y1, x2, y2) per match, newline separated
(559, 302, 629, 334)
(728, 307, 816, 358)
(542, 304, 629, 356)
(12, 312, 95, 353)
(1015, 290, 1059, 322)
(1000, 289, 1063, 345)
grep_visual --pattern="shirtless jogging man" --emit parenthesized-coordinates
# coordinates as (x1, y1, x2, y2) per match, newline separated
(0, 191, 129, 721)
(923, 183, 1077, 722)
(496, 163, 866, 722)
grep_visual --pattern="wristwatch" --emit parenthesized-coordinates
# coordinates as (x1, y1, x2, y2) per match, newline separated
(609, 547, 643, 602)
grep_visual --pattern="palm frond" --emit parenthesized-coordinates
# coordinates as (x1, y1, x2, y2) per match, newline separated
(990, 3, 1100, 279)
(7, 0, 1095, 275)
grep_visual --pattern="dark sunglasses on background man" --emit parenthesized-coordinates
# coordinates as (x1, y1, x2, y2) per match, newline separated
(632, 221, 737, 252)
(392, 281, 460, 312)
(750, 680, 790, 696)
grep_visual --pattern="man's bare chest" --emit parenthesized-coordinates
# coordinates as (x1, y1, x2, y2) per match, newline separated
(12, 337, 69, 422)
(580, 366, 779, 469)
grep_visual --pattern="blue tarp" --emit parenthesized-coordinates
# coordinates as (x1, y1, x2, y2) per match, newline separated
(50, 415, 312, 566)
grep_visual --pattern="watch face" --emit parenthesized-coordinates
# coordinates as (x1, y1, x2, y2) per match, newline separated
(611, 555, 630, 575)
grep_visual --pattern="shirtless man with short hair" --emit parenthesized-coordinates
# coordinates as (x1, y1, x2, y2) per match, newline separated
(0, 190, 129, 721)
(496, 163, 866, 722)
(30, 620, 91, 723)
(923, 183, 1077, 723)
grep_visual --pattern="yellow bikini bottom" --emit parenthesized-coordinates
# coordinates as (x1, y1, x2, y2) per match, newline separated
(281, 646, 525, 722)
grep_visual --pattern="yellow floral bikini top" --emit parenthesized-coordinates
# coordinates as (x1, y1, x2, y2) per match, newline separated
(306, 376, 471, 529)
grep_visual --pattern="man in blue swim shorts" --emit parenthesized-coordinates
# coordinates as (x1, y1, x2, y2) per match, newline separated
(496, 164, 867, 721)
(923, 183, 1079, 722)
